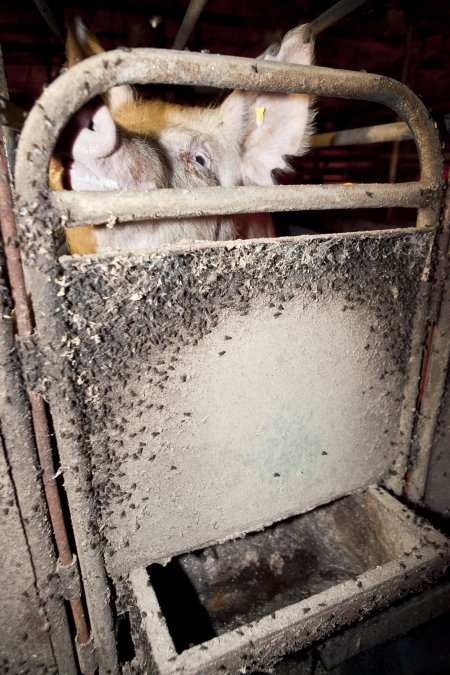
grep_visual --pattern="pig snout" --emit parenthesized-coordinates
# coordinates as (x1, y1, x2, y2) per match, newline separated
(57, 100, 129, 191)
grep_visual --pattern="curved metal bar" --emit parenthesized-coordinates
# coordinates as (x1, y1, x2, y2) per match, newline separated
(15, 47, 443, 231)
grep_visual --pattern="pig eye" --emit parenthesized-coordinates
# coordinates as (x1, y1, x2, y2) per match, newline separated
(193, 154, 206, 167)
(189, 144, 210, 170)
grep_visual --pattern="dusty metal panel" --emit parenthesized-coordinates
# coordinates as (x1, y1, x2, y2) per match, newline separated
(127, 487, 450, 674)
(56, 230, 433, 575)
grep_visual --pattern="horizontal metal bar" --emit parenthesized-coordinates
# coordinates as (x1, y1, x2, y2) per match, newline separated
(15, 45, 443, 230)
(311, 122, 413, 148)
(308, 0, 369, 36)
(52, 183, 432, 227)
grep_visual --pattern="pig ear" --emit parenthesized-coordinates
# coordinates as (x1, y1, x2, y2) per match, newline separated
(221, 25, 314, 186)
(66, 16, 104, 66)
(66, 17, 134, 113)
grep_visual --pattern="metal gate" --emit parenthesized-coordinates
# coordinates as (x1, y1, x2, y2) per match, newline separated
(3, 12, 450, 675)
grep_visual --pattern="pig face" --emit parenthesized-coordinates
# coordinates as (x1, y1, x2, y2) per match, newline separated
(54, 20, 314, 253)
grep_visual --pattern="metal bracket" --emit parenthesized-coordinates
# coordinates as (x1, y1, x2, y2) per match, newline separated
(57, 555, 99, 674)
(57, 554, 82, 601)
(75, 634, 98, 675)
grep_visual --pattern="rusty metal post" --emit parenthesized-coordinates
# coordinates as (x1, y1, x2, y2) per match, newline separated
(0, 133, 93, 668)
(0, 96, 27, 132)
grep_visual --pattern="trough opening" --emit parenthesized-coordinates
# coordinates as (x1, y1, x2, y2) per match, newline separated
(147, 489, 411, 653)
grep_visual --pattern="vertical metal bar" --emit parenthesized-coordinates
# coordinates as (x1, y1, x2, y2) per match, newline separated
(172, 0, 209, 50)
(0, 46, 21, 180)
(32, 0, 65, 45)
(388, 23, 414, 185)
(308, 0, 369, 36)
(407, 183, 450, 503)
(0, 133, 92, 660)
(0, 45, 76, 670)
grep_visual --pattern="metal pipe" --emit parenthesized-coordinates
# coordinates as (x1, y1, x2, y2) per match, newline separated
(308, 0, 369, 37)
(389, 23, 414, 185)
(0, 95, 27, 132)
(173, 0, 209, 50)
(311, 121, 413, 148)
(32, 0, 65, 45)
(14, 48, 443, 229)
(0, 53, 75, 664)
(408, 182, 450, 503)
(0, 46, 19, 179)
(0, 132, 92, 659)
(51, 182, 432, 228)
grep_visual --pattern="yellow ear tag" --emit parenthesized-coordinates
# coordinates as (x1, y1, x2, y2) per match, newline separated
(255, 106, 265, 128)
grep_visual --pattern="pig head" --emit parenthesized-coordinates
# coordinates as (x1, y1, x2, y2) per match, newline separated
(54, 20, 315, 253)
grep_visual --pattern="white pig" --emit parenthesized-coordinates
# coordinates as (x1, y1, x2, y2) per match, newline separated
(52, 20, 314, 254)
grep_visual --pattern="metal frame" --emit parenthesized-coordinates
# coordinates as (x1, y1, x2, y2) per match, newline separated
(0, 174, 76, 674)
(1, 46, 90, 673)
(409, 182, 450, 503)
(12, 44, 445, 674)
(0, 132, 92, 665)
(15, 49, 443, 230)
